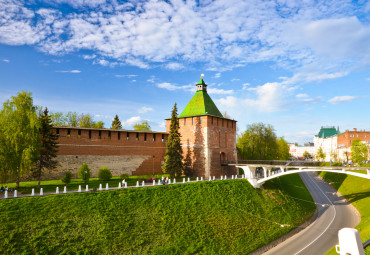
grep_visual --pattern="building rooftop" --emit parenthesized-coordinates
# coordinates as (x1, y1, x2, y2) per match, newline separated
(179, 76, 223, 118)
(315, 126, 340, 138)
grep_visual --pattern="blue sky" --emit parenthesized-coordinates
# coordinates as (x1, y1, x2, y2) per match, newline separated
(1, 0, 370, 144)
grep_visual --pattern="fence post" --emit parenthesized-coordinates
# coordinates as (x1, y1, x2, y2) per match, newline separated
(56, 187, 59, 194)
(64, 186, 67, 193)
(106, 183, 109, 190)
(40, 188, 44, 196)
(31, 188, 35, 196)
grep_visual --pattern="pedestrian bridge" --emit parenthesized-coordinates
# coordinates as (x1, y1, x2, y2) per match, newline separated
(229, 161, 370, 188)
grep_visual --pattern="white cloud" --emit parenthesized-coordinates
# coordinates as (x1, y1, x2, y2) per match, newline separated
(138, 106, 154, 114)
(296, 93, 308, 98)
(2, 59, 10, 63)
(147, 76, 156, 83)
(214, 73, 221, 78)
(165, 62, 184, 70)
(366, 78, 370, 81)
(55, 70, 81, 73)
(217, 82, 295, 114)
(82, 54, 96, 59)
(242, 83, 250, 90)
(157, 82, 178, 91)
(94, 114, 112, 119)
(231, 78, 240, 82)
(123, 116, 141, 127)
(156, 82, 193, 92)
(328, 96, 356, 104)
(208, 88, 234, 95)
(115, 74, 138, 78)
(0, 0, 369, 79)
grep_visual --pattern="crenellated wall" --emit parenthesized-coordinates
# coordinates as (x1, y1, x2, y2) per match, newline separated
(34, 127, 169, 180)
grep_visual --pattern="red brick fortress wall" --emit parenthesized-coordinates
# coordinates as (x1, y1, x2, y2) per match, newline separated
(50, 127, 168, 179)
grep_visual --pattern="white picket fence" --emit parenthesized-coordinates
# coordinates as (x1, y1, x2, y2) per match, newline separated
(2, 174, 246, 199)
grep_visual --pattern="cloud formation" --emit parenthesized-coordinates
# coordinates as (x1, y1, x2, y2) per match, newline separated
(138, 106, 154, 114)
(0, 0, 369, 76)
(55, 70, 81, 73)
(328, 96, 356, 104)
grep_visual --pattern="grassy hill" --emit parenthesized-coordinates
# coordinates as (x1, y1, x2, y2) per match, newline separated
(318, 172, 370, 255)
(0, 174, 315, 254)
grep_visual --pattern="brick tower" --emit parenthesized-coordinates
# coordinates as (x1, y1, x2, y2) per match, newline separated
(166, 75, 237, 178)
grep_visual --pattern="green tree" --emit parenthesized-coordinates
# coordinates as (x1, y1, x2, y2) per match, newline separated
(351, 139, 368, 164)
(78, 163, 91, 185)
(61, 171, 72, 185)
(32, 107, 59, 188)
(50, 112, 67, 126)
(303, 150, 312, 159)
(277, 137, 290, 160)
(0, 91, 40, 187)
(66, 112, 79, 127)
(162, 103, 183, 178)
(133, 120, 151, 131)
(79, 114, 94, 128)
(237, 123, 278, 160)
(93, 121, 105, 129)
(316, 146, 326, 161)
(111, 114, 122, 129)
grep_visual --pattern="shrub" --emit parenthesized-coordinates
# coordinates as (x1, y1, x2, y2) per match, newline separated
(78, 163, 91, 184)
(120, 173, 129, 180)
(61, 171, 72, 184)
(98, 167, 112, 181)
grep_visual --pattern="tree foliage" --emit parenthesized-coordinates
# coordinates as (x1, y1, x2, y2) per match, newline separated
(303, 150, 312, 159)
(61, 171, 72, 184)
(0, 91, 40, 187)
(237, 123, 289, 160)
(32, 107, 58, 188)
(49, 111, 105, 128)
(133, 120, 151, 131)
(276, 137, 290, 160)
(351, 139, 368, 164)
(111, 114, 122, 129)
(78, 163, 91, 185)
(316, 146, 326, 161)
(162, 103, 183, 178)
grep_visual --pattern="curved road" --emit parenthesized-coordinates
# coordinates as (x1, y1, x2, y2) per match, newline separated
(263, 172, 360, 255)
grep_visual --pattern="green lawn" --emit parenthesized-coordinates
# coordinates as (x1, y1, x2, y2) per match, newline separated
(0, 174, 315, 254)
(318, 172, 370, 255)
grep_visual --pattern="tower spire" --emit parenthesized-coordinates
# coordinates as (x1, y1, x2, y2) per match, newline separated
(196, 73, 207, 91)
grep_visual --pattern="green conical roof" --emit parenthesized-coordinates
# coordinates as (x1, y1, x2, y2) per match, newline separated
(179, 90, 223, 118)
(197, 78, 206, 85)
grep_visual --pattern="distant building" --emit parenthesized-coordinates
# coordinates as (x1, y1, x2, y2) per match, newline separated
(289, 143, 315, 159)
(337, 128, 370, 161)
(313, 127, 370, 162)
(313, 126, 340, 161)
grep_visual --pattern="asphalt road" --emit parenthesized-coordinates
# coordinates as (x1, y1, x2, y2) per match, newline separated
(263, 172, 360, 255)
